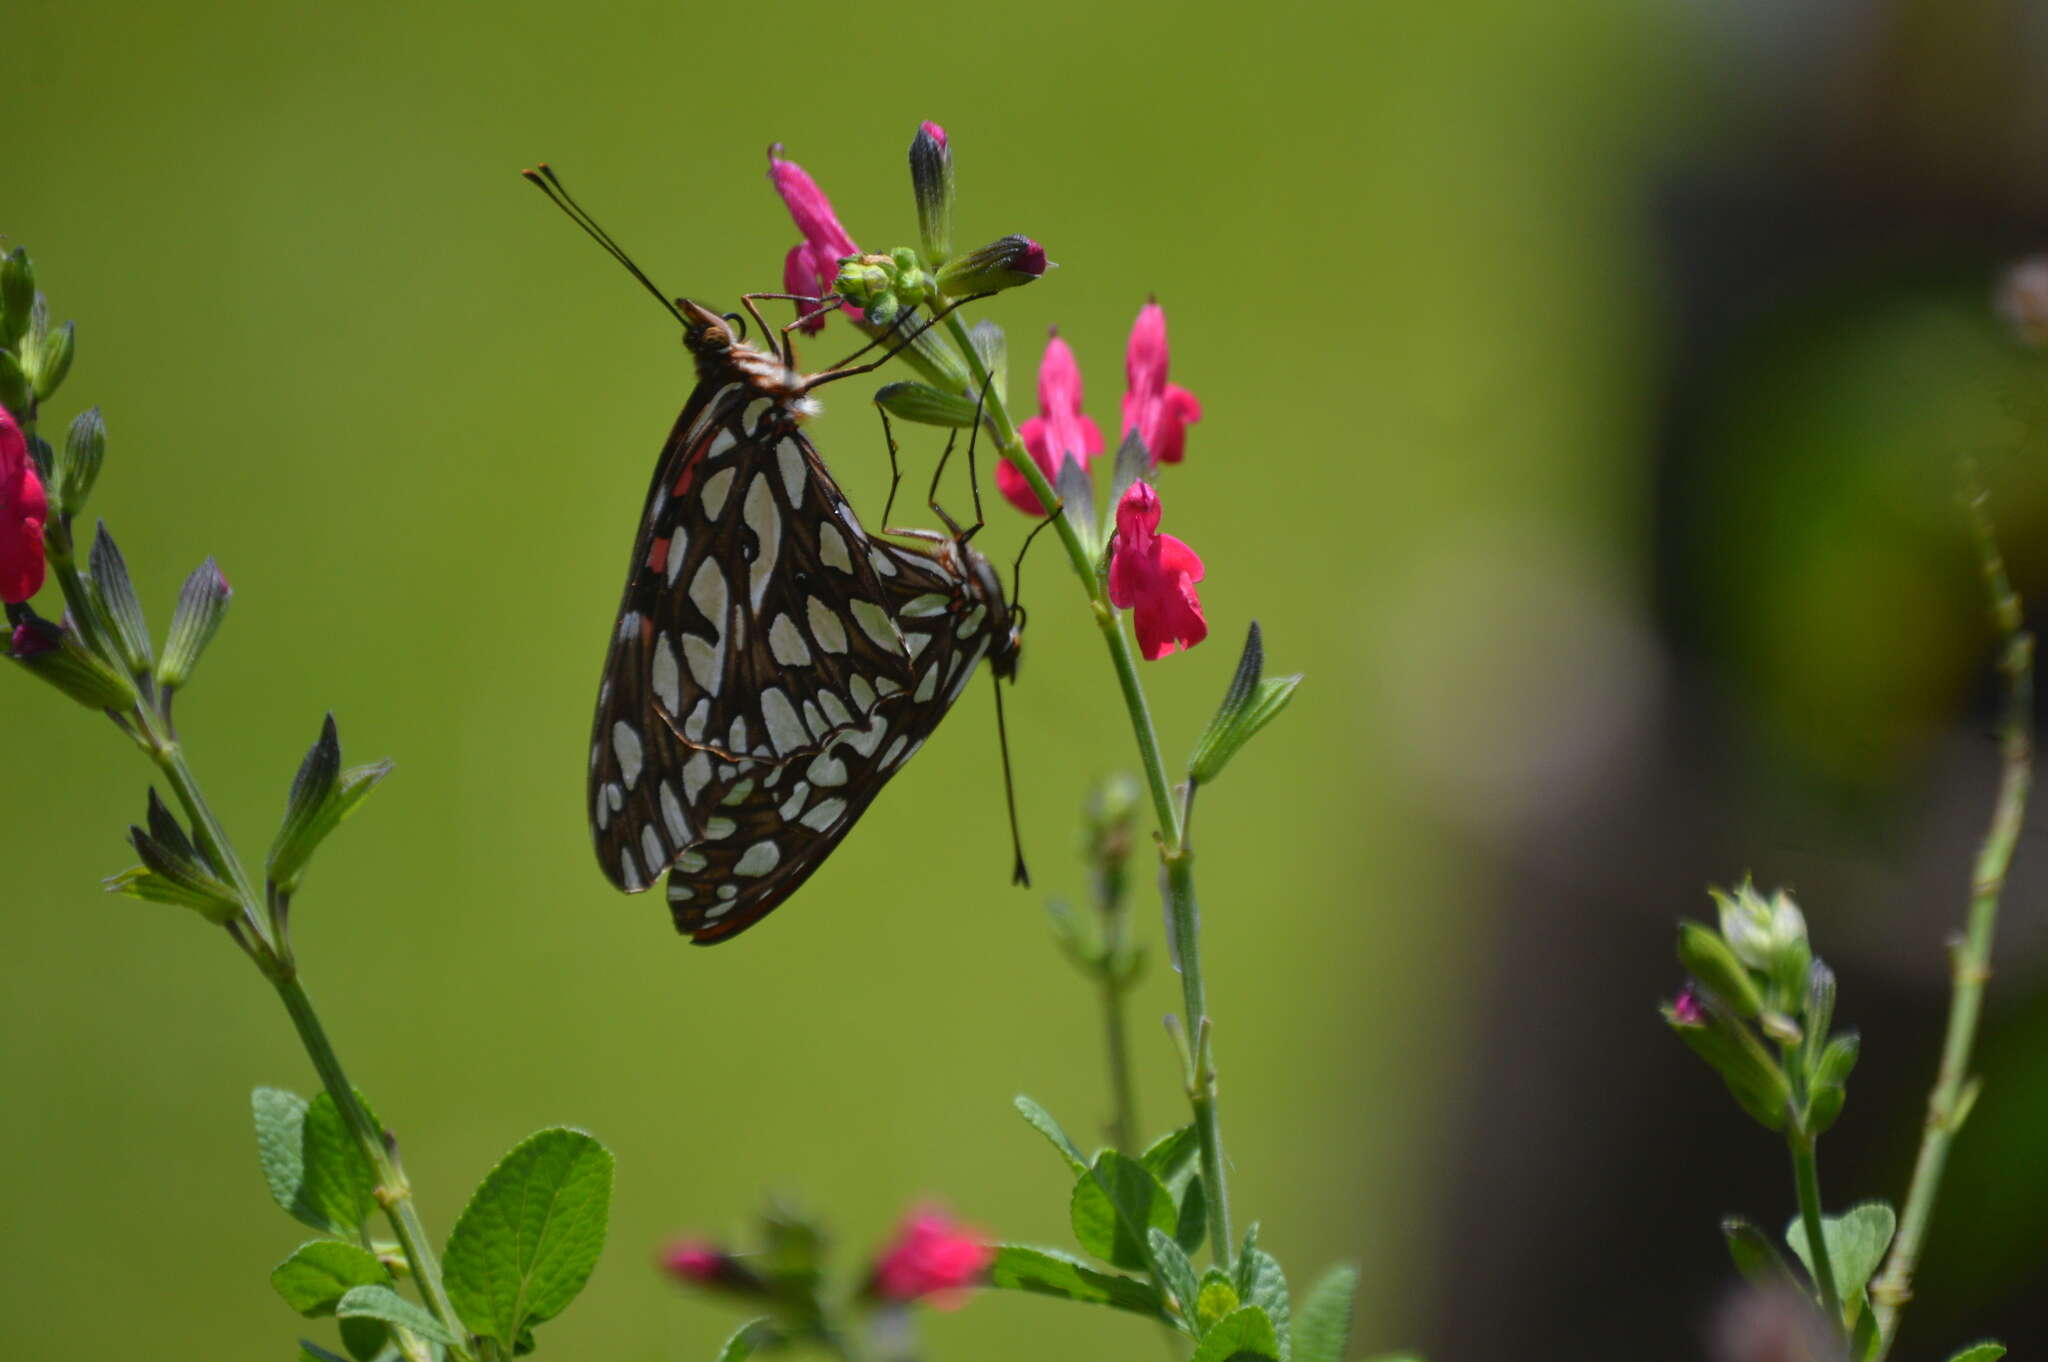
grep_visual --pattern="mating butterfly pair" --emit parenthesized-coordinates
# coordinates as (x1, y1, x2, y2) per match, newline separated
(581, 292, 1022, 944)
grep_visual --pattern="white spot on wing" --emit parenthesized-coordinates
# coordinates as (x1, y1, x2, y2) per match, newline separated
(682, 752, 713, 804)
(675, 850, 708, 873)
(800, 797, 847, 831)
(807, 596, 849, 653)
(899, 593, 949, 618)
(743, 474, 781, 610)
(852, 599, 898, 650)
(666, 527, 689, 585)
(777, 782, 811, 820)
(913, 663, 939, 702)
(699, 466, 735, 518)
(612, 721, 644, 788)
(728, 715, 748, 752)
(819, 691, 852, 727)
(734, 841, 782, 876)
(660, 781, 691, 843)
(868, 547, 898, 576)
(619, 848, 643, 893)
(778, 441, 807, 503)
(769, 614, 812, 667)
(641, 824, 666, 873)
(761, 688, 807, 755)
(954, 604, 987, 640)
(652, 635, 681, 713)
(849, 675, 877, 711)
(683, 698, 709, 742)
(807, 751, 848, 786)
(818, 523, 853, 574)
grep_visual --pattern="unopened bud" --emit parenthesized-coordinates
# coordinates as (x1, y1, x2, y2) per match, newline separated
(936, 235, 1049, 298)
(8, 613, 139, 710)
(909, 121, 955, 264)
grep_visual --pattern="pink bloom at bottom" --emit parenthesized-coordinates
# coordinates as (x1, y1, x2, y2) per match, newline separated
(1107, 481, 1207, 660)
(869, 1205, 992, 1308)
(1, 407, 49, 605)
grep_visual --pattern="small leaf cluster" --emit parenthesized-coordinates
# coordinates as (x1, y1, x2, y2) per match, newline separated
(256, 1089, 612, 1361)
(1665, 882, 1858, 1138)
(1189, 623, 1302, 789)
(990, 1096, 1362, 1362)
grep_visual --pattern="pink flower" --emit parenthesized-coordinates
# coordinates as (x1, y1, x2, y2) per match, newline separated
(919, 120, 948, 152)
(998, 332, 1104, 515)
(769, 146, 861, 334)
(868, 1205, 992, 1308)
(1, 407, 49, 605)
(658, 1238, 763, 1294)
(1107, 481, 1206, 660)
(9, 615, 59, 658)
(1120, 302, 1202, 467)
(1671, 986, 1705, 1026)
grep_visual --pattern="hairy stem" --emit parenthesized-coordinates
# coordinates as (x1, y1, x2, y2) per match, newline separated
(1870, 471, 2033, 1355)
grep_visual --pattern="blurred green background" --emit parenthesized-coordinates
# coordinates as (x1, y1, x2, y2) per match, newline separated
(10, 1, 2048, 1358)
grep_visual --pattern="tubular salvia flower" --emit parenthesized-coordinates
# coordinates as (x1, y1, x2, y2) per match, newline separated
(1121, 301, 1202, 467)
(866, 1205, 992, 1309)
(658, 1238, 767, 1295)
(769, 146, 861, 334)
(1, 406, 49, 604)
(1107, 480, 1207, 659)
(999, 331, 1103, 515)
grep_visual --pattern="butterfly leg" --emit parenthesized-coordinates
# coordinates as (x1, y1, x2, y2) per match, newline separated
(877, 404, 907, 528)
(741, 291, 841, 364)
(925, 428, 967, 540)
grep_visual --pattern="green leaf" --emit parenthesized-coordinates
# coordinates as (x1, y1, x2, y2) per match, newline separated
(1189, 622, 1264, 778)
(443, 1127, 614, 1347)
(1189, 623, 1303, 785)
(1190, 1304, 1281, 1362)
(334, 1284, 459, 1345)
(1235, 1248, 1290, 1357)
(252, 1088, 377, 1237)
(1721, 1217, 1797, 1286)
(1140, 1125, 1200, 1193)
(88, 522, 153, 674)
(1196, 1271, 1241, 1332)
(1174, 1174, 1208, 1256)
(157, 557, 232, 690)
(1014, 1095, 1089, 1175)
(336, 1315, 386, 1362)
(874, 381, 981, 429)
(1147, 1228, 1201, 1333)
(986, 1244, 1169, 1319)
(271, 1240, 391, 1315)
(1785, 1201, 1896, 1301)
(712, 1318, 778, 1362)
(1666, 1003, 1793, 1131)
(1070, 1150, 1177, 1271)
(1946, 1343, 2008, 1362)
(1292, 1264, 1358, 1362)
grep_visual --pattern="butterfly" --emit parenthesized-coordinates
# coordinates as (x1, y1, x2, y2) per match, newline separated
(525, 167, 1024, 943)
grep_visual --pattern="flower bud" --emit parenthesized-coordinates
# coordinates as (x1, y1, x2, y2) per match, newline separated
(0, 248, 33, 349)
(8, 613, 139, 710)
(909, 121, 955, 264)
(0, 348, 31, 416)
(1677, 921, 1766, 1018)
(30, 320, 74, 402)
(57, 408, 104, 514)
(1665, 998, 1795, 1132)
(1713, 882, 1808, 977)
(936, 235, 1049, 298)
(659, 1240, 768, 1295)
(158, 556, 233, 690)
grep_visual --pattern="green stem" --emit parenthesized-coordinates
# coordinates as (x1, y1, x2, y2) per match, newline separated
(1791, 1135, 1846, 1330)
(1099, 955, 1138, 1157)
(938, 307, 1231, 1260)
(1869, 472, 2033, 1356)
(274, 972, 475, 1360)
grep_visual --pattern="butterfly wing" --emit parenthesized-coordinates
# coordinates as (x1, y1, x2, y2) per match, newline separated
(589, 381, 917, 892)
(663, 536, 1007, 943)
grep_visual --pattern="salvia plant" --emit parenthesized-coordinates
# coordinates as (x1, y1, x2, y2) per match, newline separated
(0, 123, 2033, 1362)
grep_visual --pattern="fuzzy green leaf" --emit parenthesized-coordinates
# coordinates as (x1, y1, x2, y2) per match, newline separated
(1785, 1201, 1896, 1301)
(1235, 1247, 1290, 1356)
(1945, 1344, 2007, 1362)
(874, 381, 980, 429)
(443, 1127, 613, 1347)
(1175, 1173, 1208, 1256)
(1140, 1125, 1201, 1193)
(1190, 1305, 1281, 1362)
(985, 1244, 1169, 1319)
(271, 1241, 391, 1316)
(252, 1088, 377, 1237)
(1147, 1228, 1201, 1333)
(1070, 1150, 1178, 1272)
(1721, 1217, 1797, 1286)
(713, 1318, 779, 1362)
(1292, 1263, 1358, 1362)
(1014, 1095, 1089, 1175)
(334, 1284, 459, 1346)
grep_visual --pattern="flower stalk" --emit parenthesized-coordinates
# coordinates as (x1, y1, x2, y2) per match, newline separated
(935, 308, 1233, 1264)
(1868, 467, 2034, 1356)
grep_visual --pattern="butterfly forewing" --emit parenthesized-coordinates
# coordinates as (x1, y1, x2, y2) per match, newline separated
(665, 533, 1012, 942)
(589, 369, 917, 894)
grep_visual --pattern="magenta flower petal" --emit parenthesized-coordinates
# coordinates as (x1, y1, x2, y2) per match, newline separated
(768, 146, 863, 330)
(1001, 332, 1104, 517)
(1108, 481, 1207, 659)
(0, 407, 48, 605)
(869, 1205, 992, 1308)
(1120, 302, 1201, 468)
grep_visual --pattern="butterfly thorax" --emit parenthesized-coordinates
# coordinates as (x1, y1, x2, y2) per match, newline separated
(678, 297, 820, 417)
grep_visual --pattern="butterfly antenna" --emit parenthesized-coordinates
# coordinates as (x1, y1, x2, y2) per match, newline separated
(522, 163, 688, 328)
(991, 668, 1030, 887)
